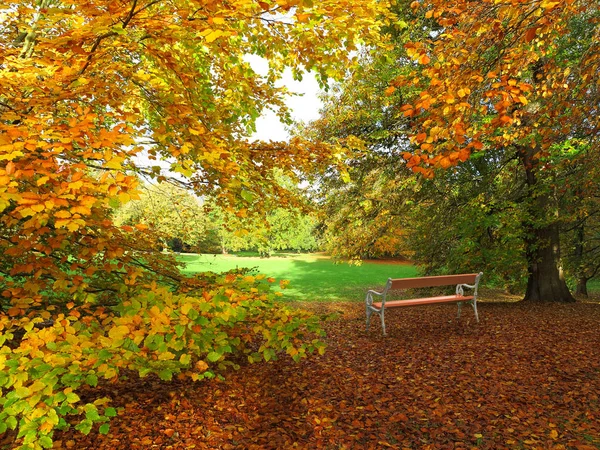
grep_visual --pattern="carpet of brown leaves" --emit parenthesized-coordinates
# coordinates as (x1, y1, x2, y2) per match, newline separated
(54, 301, 600, 449)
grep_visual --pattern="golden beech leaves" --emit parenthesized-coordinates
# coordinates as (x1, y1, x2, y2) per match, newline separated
(393, 0, 599, 173)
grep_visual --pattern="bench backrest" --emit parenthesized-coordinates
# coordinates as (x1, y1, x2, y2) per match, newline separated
(387, 273, 480, 290)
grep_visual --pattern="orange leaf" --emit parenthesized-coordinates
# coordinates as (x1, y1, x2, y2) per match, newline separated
(525, 27, 537, 42)
(439, 157, 452, 168)
(7, 307, 21, 316)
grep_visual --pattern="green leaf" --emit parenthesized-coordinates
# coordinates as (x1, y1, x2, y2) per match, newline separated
(75, 419, 93, 435)
(104, 407, 117, 417)
(99, 423, 110, 435)
(86, 374, 98, 387)
(138, 367, 152, 378)
(85, 407, 101, 422)
(39, 435, 53, 449)
(158, 369, 172, 381)
(110, 24, 126, 35)
(240, 189, 254, 203)
(6, 415, 17, 430)
(206, 351, 221, 362)
(66, 392, 80, 404)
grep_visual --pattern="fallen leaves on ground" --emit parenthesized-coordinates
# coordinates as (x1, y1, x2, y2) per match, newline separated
(51, 302, 600, 449)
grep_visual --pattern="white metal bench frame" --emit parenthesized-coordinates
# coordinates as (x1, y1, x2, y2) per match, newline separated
(366, 272, 483, 336)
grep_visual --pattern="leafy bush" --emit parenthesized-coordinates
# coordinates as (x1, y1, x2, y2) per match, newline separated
(0, 273, 324, 449)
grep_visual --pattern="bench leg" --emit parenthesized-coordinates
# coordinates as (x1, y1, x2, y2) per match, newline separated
(457, 302, 462, 319)
(366, 306, 372, 331)
(472, 302, 479, 322)
(380, 309, 386, 336)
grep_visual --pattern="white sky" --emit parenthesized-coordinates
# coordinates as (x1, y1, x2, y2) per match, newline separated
(247, 55, 324, 142)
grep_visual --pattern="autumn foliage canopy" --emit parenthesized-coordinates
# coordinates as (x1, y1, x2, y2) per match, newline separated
(0, 0, 387, 447)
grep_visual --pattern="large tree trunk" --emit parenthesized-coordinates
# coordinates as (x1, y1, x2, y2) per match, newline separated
(523, 221, 575, 302)
(520, 147, 575, 303)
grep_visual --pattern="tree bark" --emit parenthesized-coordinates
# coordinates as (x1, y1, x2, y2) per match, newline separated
(520, 147, 575, 303)
(573, 224, 588, 297)
(575, 277, 589, 297)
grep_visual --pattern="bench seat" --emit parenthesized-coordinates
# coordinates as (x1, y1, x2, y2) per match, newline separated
(373, 294, 474, 309)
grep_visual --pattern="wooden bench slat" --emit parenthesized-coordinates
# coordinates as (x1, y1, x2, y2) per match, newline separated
(373, 295, 474, 309)
(388, 273, 479, 290)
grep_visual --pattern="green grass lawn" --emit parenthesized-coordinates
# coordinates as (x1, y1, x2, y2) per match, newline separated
(177, 253, 418, 301)
(587, 278, 600, 295)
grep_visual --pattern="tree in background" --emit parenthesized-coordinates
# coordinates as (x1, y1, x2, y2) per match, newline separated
(0, 0, 387, 446)
(114, 182, 208, 252)
(555, 140, 600, 296)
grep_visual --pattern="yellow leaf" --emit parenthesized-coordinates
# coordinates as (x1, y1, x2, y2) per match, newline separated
(189, 127, 205, 135)
(105, 157, 124, 170)
(66, 221, 80, 232)
(70, 205, 91, 215)
(55, 210, 71, 219)
(205, 30, 223, 43)
(55, 218, 70, 228)
(36, 176, 49, 186)
(108, 325, 130, 341)
(118, 192, 131, 203)
(157, 351, 175, 361)
(69, 180, 83, 190)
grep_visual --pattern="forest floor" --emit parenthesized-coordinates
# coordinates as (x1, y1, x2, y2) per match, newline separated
(53, 300, 600, 450)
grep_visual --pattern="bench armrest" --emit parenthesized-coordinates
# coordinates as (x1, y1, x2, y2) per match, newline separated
(367, 290, 384, 296)
(455, 272, 483, 297)
(365, 289, 384, 307)
(456, 283, 475, 294)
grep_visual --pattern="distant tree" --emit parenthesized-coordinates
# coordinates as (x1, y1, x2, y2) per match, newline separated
(114, 182, 207, 252)
(208, 203, 320, 256)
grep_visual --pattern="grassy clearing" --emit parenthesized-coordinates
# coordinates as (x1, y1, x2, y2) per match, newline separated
(177, 253, 418, 301)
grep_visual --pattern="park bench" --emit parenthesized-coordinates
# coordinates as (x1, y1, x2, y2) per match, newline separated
(365, 272, 483, 336)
